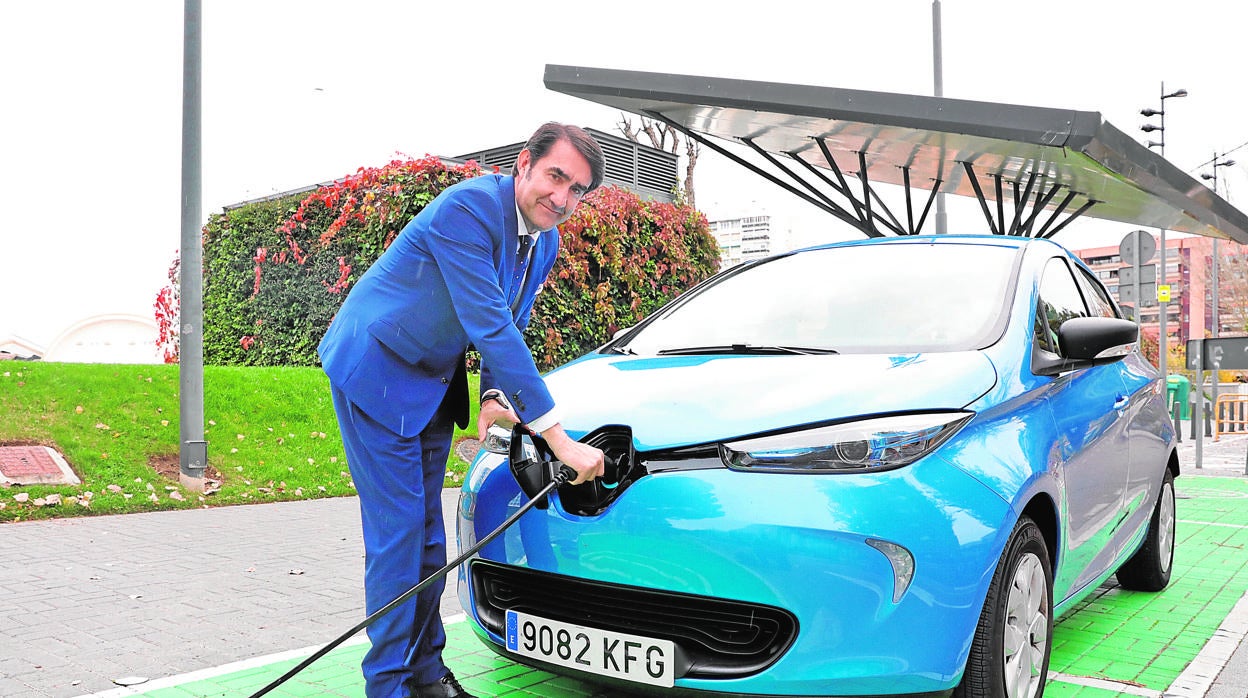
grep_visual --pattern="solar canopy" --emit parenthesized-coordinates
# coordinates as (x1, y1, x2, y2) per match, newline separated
(545, 64, 1248, 243)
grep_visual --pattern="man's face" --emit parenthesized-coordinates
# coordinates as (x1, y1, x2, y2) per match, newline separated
(514, 138, 593, 232)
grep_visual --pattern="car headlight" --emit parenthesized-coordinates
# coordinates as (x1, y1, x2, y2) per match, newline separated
(719, 412, 973, 473)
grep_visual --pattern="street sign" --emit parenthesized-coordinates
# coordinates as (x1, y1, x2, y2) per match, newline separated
(1119, 264, 1156, 285)
(1119, 230, 1156, 264)
(1119, 231, 1157, 313)
(1119, 282, 1157, 306)
(1187, 336, 1248, 370)
(1158, 284, 1171, 302)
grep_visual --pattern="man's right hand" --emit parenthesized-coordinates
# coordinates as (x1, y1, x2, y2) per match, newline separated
(477, 395, 519, 441)
(539, 423, 604, 485)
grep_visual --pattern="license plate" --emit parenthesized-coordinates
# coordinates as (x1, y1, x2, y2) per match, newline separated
(505, 609, 675, 687)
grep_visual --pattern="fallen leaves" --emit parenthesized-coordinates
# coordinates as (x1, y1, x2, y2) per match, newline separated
(7, 491, 95, 509)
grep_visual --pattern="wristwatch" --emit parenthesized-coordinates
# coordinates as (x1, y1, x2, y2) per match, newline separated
(480, 389, 511, 410)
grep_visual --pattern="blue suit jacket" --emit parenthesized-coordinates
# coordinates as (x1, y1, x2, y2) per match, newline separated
(318, 174, 559, 438)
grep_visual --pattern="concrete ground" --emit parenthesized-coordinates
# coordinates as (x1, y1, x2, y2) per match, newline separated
(0, 430, 1244, 698)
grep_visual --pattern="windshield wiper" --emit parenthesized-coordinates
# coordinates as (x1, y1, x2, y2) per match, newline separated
(656, 344, 838, 356)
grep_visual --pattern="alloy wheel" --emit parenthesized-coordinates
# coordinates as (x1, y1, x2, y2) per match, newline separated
(1158, 480, 1175, 574)
(1003, 552, 1048, 698)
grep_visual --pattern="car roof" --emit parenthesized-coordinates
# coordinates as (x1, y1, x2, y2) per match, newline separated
(791, 233, 1059, 255)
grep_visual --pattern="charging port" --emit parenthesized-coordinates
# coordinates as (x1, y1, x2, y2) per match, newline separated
(560, 425, 639, 516)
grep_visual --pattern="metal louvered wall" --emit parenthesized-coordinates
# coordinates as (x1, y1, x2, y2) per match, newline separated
(457, 128, 679, 203)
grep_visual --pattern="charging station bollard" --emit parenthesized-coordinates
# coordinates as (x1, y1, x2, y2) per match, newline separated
(1173, 401, 1182, 443)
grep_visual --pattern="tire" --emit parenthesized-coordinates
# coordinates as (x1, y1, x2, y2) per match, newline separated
(1115, 468, 1176, 592)
(955, 515, 1052, 698)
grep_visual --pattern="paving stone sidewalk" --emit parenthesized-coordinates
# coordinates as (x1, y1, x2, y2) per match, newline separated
(1176, 425, 1248, 476)
(0, 495, 394, 697)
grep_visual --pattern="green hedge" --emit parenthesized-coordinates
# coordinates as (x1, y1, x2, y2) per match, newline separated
(161, 155, 719, 370)
(528, 186, 720, 368)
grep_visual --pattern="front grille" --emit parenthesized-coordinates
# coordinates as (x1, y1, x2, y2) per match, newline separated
(470, 561, 797, 679)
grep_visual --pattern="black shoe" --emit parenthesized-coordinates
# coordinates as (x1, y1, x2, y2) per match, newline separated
(407, 671, 476, 698)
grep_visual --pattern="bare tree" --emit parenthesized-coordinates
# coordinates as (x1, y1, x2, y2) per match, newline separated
(619, 114, 700, 208)
(1210, 246, 1248, 334)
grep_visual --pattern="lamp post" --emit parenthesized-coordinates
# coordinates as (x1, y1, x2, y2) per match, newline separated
(932, 0, 947, 235)
(1199, 154, 1234, 440)
(179, 0, 206, 491)
(1140, 83, 1187, 381)
(1201, 154, 1236, 339)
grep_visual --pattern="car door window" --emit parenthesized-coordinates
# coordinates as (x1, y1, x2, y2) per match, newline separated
(1073, 266, 1121, 319)
(1035, 258, 1088, 356)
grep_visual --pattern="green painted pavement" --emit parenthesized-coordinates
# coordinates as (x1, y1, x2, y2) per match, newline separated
(117, 476, 1248, 697)
(1046, 475, 1248, 695)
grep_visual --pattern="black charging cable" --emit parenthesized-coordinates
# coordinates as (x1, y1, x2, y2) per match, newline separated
(247, 463, 577, 698)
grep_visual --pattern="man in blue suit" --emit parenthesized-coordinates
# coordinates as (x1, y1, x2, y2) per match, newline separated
(318, 123, 607, 698)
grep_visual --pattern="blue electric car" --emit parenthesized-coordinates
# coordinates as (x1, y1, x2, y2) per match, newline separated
(456, 234, 1177, 697)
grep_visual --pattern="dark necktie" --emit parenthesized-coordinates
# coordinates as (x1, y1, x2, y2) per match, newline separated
(510, 235, 534, 311)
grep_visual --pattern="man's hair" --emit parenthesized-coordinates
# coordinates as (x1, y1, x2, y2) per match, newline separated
(514, 122, 606, 192)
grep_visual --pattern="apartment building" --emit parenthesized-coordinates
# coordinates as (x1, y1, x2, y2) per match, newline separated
(709, 215, 775, 268)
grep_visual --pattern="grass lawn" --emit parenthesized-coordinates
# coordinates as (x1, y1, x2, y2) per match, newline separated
(0, 362, 484, 522)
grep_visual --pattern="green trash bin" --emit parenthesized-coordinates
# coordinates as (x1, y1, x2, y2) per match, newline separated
(1167, 375, 1191, 420)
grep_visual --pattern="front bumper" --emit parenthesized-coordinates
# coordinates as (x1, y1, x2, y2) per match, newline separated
(456, 453, 1011, 696)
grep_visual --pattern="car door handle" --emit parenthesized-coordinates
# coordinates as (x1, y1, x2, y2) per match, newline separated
(1113, 395, 1129, 410)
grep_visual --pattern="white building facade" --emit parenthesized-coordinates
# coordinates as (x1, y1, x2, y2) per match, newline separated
(709, 215, 775, 268)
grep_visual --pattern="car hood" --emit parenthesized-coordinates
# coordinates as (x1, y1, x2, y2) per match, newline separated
(546, 351, 998, 451)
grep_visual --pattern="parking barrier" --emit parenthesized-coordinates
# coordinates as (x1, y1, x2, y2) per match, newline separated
(1212, 393, 1248, 440)
(1191, 398, 1214, 440)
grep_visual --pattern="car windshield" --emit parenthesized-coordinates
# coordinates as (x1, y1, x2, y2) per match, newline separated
(618, 242, 1018, 355)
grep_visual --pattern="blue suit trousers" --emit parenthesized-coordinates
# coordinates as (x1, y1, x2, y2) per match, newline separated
(332, 386, 454, 697)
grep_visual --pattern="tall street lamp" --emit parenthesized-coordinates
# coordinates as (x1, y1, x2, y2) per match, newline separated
(932, 0, 947, 235)
(1140, 83, 1187, 381)
(1199, 153, 1234, 434)
(1201, 154, 1236, 339)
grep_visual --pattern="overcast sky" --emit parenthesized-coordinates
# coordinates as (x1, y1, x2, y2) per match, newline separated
(3, 0, 1247, 347)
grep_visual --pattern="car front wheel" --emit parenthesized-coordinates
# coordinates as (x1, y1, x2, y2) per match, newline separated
(956, 515, 1052, 698)
(1115, 468, 1176, 592)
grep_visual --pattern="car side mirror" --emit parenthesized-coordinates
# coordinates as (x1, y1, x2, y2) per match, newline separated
(1058, 317, 1138, 362)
